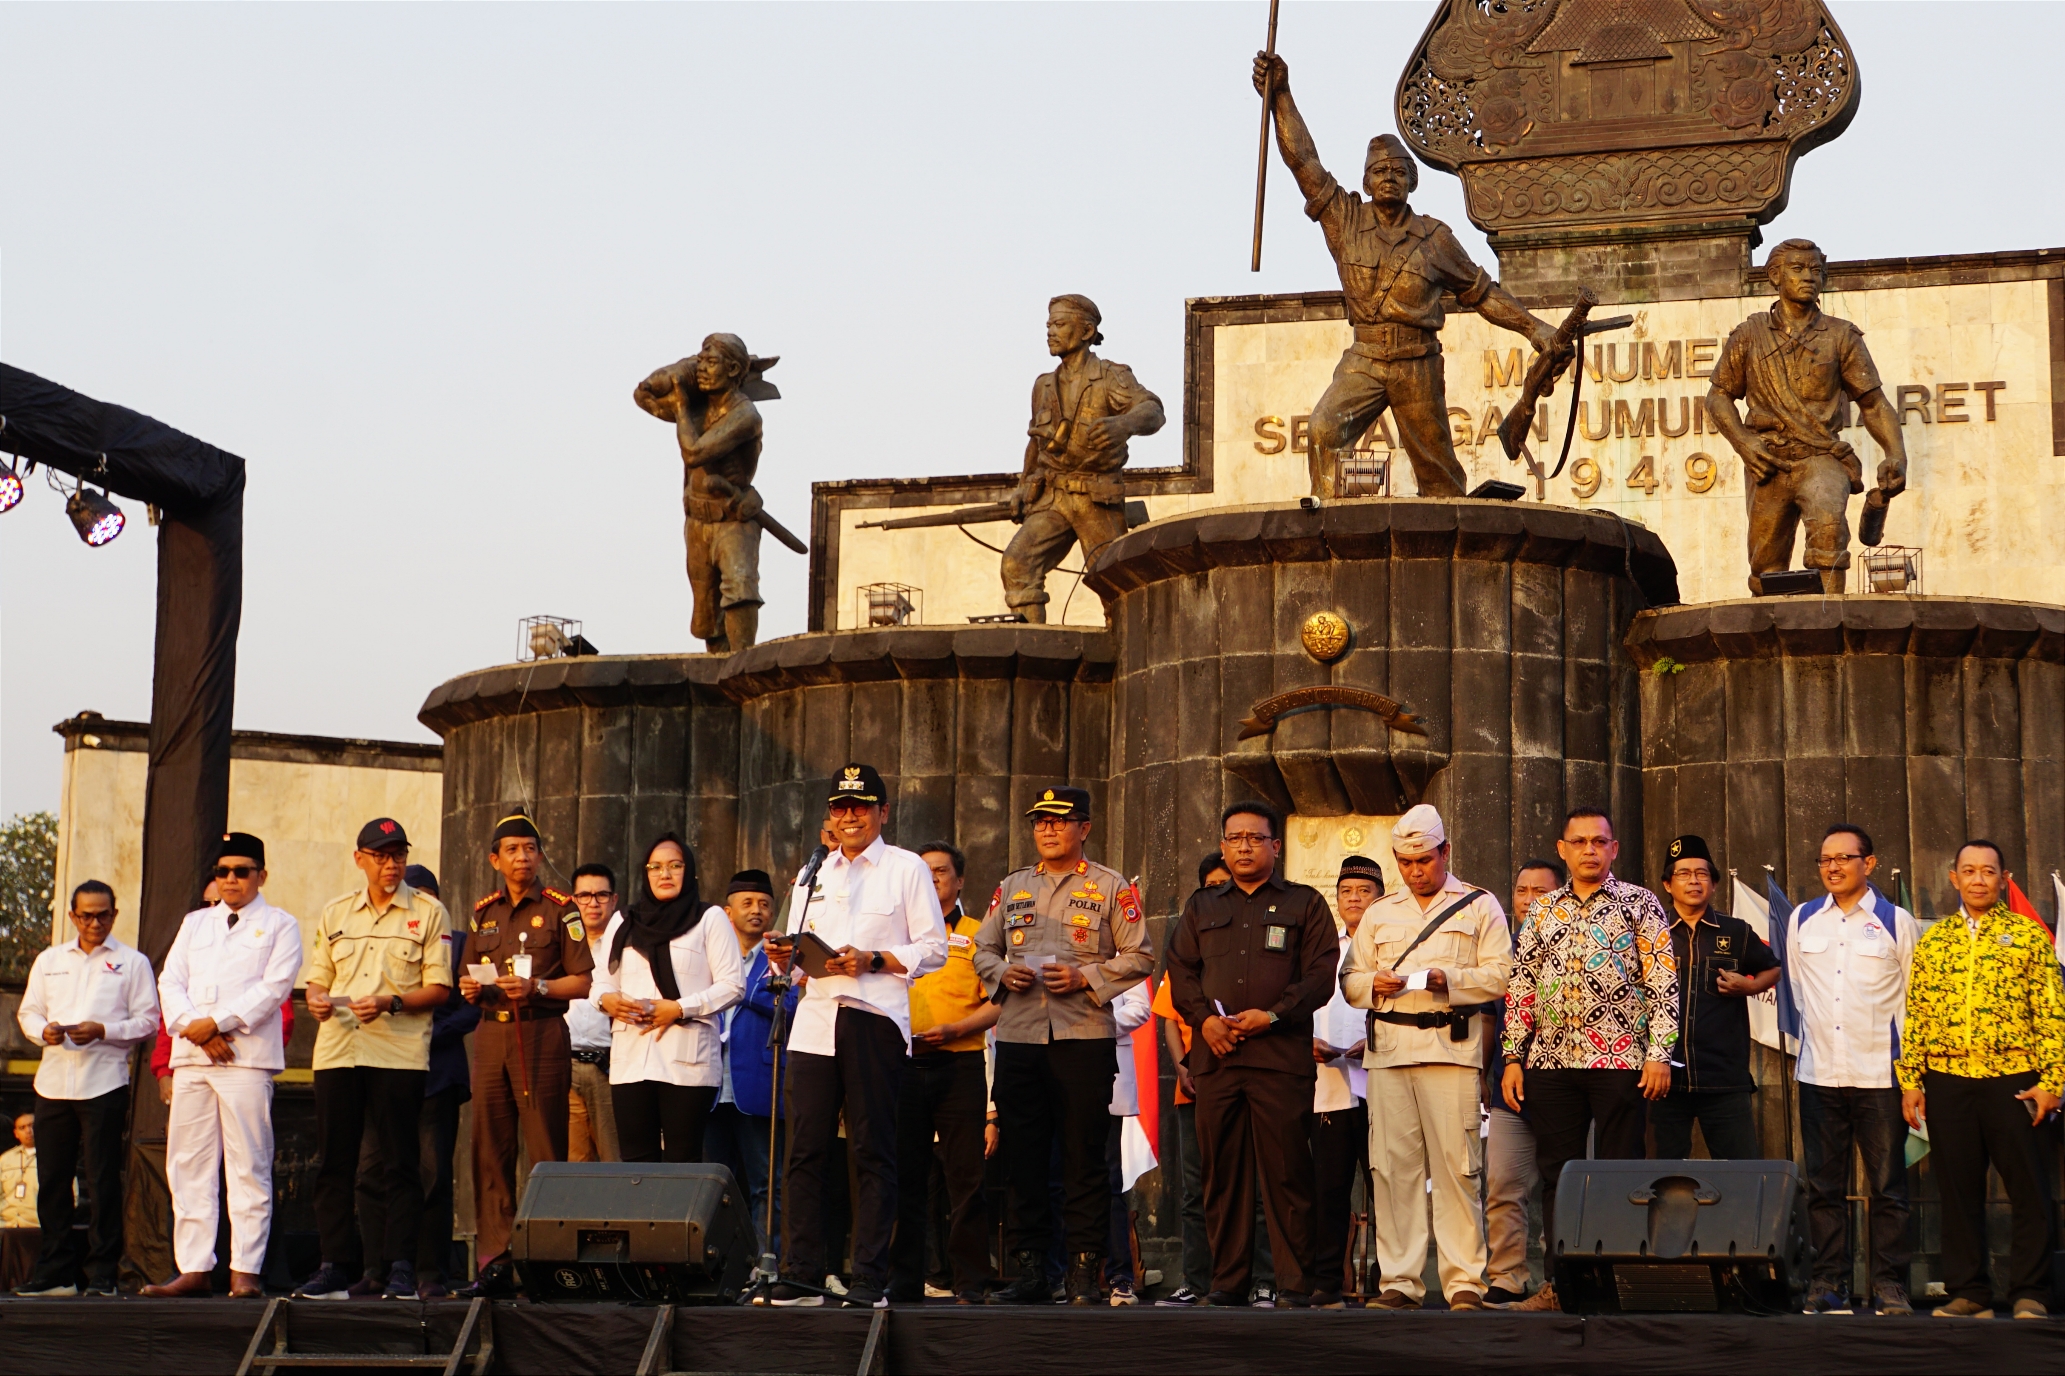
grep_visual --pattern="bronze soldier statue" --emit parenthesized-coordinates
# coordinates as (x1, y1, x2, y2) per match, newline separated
(1254, 53, 1565, 498)
(634, 335, 780, 652)
(1000, 296, 1164, 623)
(1706, 239, 1907, 595)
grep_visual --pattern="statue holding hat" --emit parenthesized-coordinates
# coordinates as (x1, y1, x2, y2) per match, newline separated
(634, 334, 785, 654)
(998, 296, 1165, 623)
(1252, 52, 1568, 499)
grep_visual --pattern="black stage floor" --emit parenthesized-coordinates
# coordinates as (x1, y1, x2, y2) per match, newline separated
(3, 1297, 2061, 1374)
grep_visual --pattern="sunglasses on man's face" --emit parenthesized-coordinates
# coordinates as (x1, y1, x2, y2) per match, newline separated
(214, 865, 258, 880)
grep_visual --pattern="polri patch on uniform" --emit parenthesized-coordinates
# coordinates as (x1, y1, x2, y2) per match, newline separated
(1264, 925, 1289, 953)
(1118, 886, 1142, 924)
(1010, 930, 1027, 946)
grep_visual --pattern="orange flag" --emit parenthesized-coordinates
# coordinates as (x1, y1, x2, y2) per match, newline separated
(2007, 877, 2051, 936)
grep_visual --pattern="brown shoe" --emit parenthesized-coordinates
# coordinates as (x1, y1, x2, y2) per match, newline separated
(1512, 1282, 1561, 1312)
(229, 1273, 264, 1299)
(1448, 1290, 1486, 1311)
(140, 1272, 214, 1299)
(1367, 1289, 1418, 1310)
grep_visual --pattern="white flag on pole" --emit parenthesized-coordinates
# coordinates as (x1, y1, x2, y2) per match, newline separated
(1733, 877, 1792, 1052)
(2052, 872, 2064, 965)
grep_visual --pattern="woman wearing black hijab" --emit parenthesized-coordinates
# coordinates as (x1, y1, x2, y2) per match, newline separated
(592, 834, 746, 1162)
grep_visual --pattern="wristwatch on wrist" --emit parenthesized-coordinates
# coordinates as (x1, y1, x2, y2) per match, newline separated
(868, 950, 886, 974)
(1266, 1010, 1280, 1026)
(388, 994, 404, 1016)
(534, 978, 550, 999)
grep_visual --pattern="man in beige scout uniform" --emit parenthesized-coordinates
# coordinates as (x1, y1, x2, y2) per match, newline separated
(294, 817, 453, 1299)
(973, 785, 1155, 1304)
(1341, 804, 1510, 1310)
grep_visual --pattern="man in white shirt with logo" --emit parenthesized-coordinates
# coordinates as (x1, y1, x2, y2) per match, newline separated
(765, 762, 947, 1309)
(141, 833, 305, 1298)
(1785, 822, 1919, 1315)
(14, 879, 160, 1297)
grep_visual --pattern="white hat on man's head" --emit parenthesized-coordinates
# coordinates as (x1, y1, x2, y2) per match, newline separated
(1390, 804, 1447, 858)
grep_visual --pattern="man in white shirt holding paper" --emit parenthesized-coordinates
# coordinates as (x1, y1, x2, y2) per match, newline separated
(143, 832, 304, 1299)
(764, 762, 947, 1310)
(14, 879, 159, 1297)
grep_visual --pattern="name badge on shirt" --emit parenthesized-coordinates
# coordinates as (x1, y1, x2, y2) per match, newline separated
(948, 933, 972, 950)
(1264, 925, 1288, 953)
(13, 1182, 23, 1199)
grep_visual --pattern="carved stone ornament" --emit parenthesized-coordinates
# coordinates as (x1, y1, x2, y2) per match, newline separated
(1237, 686, 1428, 741)
(1395, 0, 1859, 235)
(1300, 610, 1353, 663)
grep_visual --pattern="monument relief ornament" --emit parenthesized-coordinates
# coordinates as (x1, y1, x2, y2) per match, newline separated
(1300, 610, 1353, 662)
(1396, 0, 1859, 236)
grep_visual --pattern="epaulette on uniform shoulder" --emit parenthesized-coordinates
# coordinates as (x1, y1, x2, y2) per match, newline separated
(474, 892, 501, 914)
(543, 886, 572, 905)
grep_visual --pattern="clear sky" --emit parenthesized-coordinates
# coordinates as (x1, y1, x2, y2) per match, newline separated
(3, 1, 2060, 817)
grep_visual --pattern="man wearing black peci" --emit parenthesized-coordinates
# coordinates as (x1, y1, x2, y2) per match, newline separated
(1165, 800, 1341, 1308)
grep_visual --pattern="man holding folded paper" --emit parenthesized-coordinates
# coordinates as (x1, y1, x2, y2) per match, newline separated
(1340, 804, 1510, 1312)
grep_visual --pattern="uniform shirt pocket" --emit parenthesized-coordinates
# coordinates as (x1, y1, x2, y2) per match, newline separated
(385, 938, 425, 986)
(1798, 933, 1830, 955)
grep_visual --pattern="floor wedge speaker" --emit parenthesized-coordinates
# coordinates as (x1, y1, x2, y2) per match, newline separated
(512, 1162, 755, 1304)
(1551, 1159, 1809, 1315)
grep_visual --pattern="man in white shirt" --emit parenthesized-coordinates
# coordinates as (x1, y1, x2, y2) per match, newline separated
(143, 833, 305, 1299)
(1312, 855, 1378, 1303)
(1785, 822, 1919, 1315)
(1341, 805, 1511, 1311)
(14, 879, 159, 1297)
(564, 863, 622, 1162)
(765, 763, 947, 1309)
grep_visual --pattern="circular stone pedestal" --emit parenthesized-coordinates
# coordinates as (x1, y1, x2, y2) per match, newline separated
(1085, 499, 1680, 910)
(1627, 595, 2065, 915)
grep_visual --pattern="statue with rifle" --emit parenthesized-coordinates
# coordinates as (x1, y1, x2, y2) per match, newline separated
(1253, 50, 1590, 499)
(633, 333, 806, 653)
(857, 295, 1163, 624)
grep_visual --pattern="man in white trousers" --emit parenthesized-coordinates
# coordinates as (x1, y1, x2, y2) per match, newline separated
(1341, 805, 1511, 1310)
(143, 833, 304, 1298)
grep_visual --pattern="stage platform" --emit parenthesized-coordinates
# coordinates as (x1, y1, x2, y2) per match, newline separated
(4, 1297, 2061, 1374)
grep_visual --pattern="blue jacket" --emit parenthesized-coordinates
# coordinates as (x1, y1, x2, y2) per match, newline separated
(427, 931, 482, 1101)
(727, 944, 800, 1119)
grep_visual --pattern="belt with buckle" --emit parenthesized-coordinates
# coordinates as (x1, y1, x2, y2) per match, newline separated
(572, 1048, 610, 1067)
(1370, 1002, 1497, 1042)
(1350, 322, 1437, 360)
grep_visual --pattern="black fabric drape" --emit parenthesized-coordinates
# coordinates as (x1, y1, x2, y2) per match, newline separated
(0, 362, 245, 1153)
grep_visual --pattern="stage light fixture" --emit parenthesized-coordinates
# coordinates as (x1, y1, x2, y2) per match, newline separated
(66, 485, 126, 546)
(0, 459, 22, 514)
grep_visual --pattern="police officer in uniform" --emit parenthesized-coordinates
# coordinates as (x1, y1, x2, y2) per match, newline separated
(972, 786, 1155, 1304)
(457, 813, 594, 1293)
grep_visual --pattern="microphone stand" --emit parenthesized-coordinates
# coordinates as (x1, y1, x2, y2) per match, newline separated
(740, 844, 835, 1307)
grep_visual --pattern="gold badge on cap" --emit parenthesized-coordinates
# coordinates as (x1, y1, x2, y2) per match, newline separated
(1044, 789, 1055, 801)
(1669, 839, 1683, 858)
(844, 766, 861, 779)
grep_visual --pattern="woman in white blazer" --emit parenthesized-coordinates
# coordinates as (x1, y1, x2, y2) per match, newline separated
(592, 834, 745, 1163)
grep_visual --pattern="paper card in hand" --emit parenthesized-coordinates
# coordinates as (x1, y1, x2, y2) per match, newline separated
(793, 930, 844, 979)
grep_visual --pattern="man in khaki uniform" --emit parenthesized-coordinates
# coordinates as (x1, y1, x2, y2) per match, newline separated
(1341, 804, 1510, 1310)
(293, 817, 453, 1299)
(458, 813, 594, 1295)
(998, 297, 1164, 622)
(972, 786, 1155, 1303)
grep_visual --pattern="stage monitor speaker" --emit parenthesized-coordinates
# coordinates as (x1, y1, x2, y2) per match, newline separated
(1551, 1159, 1808, 1315)
(512, 1162, 755, 1304)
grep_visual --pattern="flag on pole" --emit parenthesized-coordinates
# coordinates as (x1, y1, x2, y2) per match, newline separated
(1893, 867, 1916, 921)
(2006, 876, 2050, 939)
(1119, 977, 1162, 1191)
(2052, 872, 2065, 966)
(1731, 875, 1788, 1052)
(1764, 870, 1802, 1048)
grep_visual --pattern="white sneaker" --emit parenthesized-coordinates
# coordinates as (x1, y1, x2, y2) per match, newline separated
(822, 1273, 848, 1296)
(923, 1282, 954, 1299)
(1109, 1282, 1139, 1307)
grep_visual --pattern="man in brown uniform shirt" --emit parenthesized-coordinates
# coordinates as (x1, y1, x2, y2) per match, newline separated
(1253, 52, 1561, 498)
(1165, 800, 1341, 1307)
(457, 813, 593, 1293)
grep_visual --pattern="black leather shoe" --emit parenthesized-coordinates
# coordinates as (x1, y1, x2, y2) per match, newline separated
(1064, 1252, 1105, 1306)
(987, 1250, 1050, 1305)
(462, 1258, 519, 1299)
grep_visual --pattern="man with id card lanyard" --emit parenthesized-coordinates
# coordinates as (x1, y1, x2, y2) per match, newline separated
(763, 763, 947, 1310)
(1340, 804, 1510, 1311)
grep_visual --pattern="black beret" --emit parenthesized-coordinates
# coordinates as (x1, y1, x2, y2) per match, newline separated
(217, 832, 266, 869)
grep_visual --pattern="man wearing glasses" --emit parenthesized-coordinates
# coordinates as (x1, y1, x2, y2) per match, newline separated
(562, 864, 622, 1163)
(973, 787, 1153, 1305)
(457, 813, 593, 1296)
(1165, 801, 1341, 1308)
(13, 880, 160, 1297)
(142, 834, 304, 1298)
(1783, 823, 1919, 1315)
(294, 819, 453, 1300)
